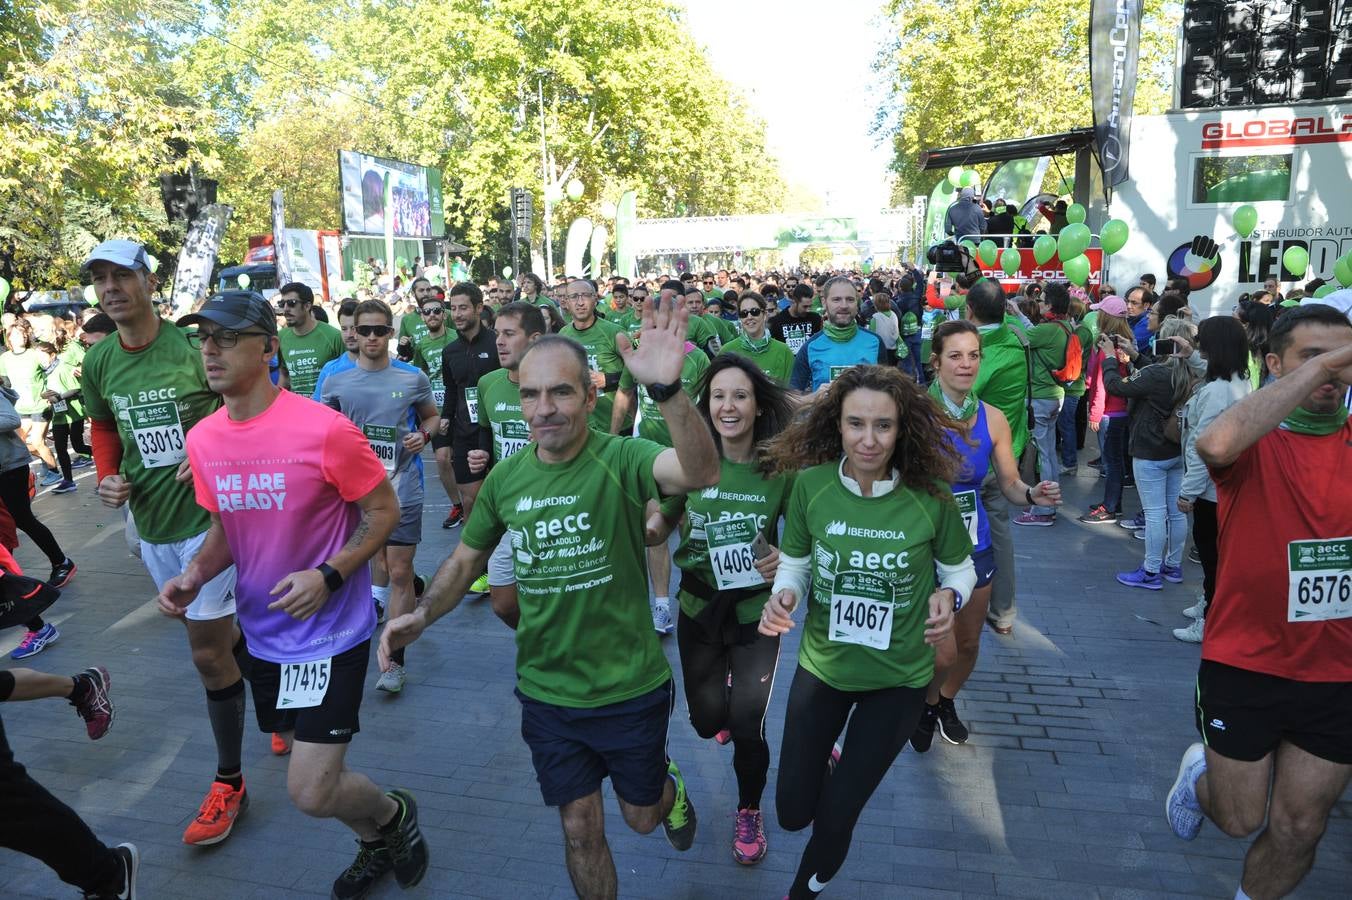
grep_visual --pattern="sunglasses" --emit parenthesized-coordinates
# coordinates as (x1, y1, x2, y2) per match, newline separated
(738, 308, 764, 318)
(186, 329, 271, 349)
(276, 299, 306, 309)
(420, 306, 444, 315)
(355, 324, 394, 337)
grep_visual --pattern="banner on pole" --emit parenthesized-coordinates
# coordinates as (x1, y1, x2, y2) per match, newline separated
(1089, 0, 1144, 187)
(271, 190, 293, 287)
(171, 203, 233, 313)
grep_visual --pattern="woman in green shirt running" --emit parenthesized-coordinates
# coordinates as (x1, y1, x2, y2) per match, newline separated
(647, 353, 793, 867)
(759, 365, 976, 900)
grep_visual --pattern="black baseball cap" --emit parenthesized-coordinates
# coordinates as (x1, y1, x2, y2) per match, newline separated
(177, 290, 277, 335)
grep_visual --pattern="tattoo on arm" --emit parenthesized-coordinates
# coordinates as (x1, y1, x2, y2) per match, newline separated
(342, 512, 372, 554)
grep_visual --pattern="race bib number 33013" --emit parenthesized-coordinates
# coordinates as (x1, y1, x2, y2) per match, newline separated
(129, 400, 187, 468)
(1288, 538, 1352, 623)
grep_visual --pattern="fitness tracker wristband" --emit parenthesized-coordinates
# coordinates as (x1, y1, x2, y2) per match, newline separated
(646, 381, 681, 403)
(1025, 485, 1036, 505)
(316, 563, 344, 593)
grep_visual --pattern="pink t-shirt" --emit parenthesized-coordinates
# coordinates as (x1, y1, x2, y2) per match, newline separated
(187, 390, 387, 664)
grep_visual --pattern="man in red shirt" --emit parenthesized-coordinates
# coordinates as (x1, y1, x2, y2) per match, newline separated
(1166, 303, 1352, 900)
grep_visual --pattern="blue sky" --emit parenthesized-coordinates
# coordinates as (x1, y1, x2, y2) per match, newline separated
(681, 0, 896, 214)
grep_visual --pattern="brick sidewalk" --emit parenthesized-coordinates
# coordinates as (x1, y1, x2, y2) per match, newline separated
(1, 459, 1348, 898)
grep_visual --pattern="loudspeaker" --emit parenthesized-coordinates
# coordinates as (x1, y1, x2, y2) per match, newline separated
(1329, 34, 1352, 97)
(1252, 70, 1292, 103)
(1182, 69, 1221, 107)
(1224, 1, 1259, 31)
(1296, 0, 1333, 31)
(1220, 31, 1257, 70)
(1220, 71, 1253, 105)
(1290, 65, 1327, 99)
(1184, 1, 1223, 41)
(1292, 29, 1330, 66)
(1261, 0, 1297, 28)
(1258, 29, 1293, 68)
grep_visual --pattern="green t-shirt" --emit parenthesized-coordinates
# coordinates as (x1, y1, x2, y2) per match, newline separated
(37, 361, 85, 424)
(398, 312, 429, 344)
(610, 308, 638, 333)
(720, 336, 795, 385)
(461, 430, 672, 708)
(477, 368, 531, 463)
(973, 324, 1030, 461)
(60, 341, 86, 371)
(619, 348, 709, 447)
(414, 329, 456, 408)
(674, 459, 793, 624)
(779, 463, 973, 691)
(0, 349, 44, 415)
(559, 317, 628, 433)
(703, 314, 739, 348)
(686, 315, 719, 356)
(1027, 319, 1072, 400)
(279, 322, 346, 398)
(80, 322, 220, 543)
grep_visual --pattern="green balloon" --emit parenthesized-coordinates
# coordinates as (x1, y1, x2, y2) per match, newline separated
(960, 170, 978, 188)
(960, 239, 978, 256)
(1058, 223, 1091, 261)
(146, 253, 159, 274)
(1033, 234, 1057, 265)
(84, 284, 97, 304)
(1065, 203, 1087, 225)
(1282, 245, 1309, 278)
(1313, 284, 1337, 299)
(0, 276, 8, 304)
(237, 273, 251, 289)
(1233, 204, 1258, 239)
(395, 256, 409, 269)
(1100, 218, 1130, 255)
(1000, 247, 1022, 276)
(1334, 253, 1352, 288)
(977, 239, 999, 267)
(947, 166, 963, 186)
(501, 266, 513, 278)
(1063, 255, 1090, 286)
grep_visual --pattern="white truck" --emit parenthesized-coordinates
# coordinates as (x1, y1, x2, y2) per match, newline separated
(1107, 100, 1352, 315)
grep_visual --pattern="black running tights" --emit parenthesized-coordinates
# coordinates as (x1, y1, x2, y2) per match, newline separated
(50, 420, 90, 481)
(776, 666, 926, 899)
(0, 465, 64, 568)
(676, 609, 780, 809)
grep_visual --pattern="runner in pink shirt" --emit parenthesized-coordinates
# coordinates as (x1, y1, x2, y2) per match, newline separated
(155, 292, 431, 899)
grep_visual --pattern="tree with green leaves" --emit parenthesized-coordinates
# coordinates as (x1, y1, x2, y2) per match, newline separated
(876, 0, 1178, 204)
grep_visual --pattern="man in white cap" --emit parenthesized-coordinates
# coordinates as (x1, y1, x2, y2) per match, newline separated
(79, 240, 252, 847)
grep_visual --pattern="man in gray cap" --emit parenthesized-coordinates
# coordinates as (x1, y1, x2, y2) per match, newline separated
(944, 186, 986, 242)
(79, 240, 253, 847)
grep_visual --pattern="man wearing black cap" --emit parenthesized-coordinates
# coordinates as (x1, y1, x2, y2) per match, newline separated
(79, 240, 251, 847)
(159, 291, 430, 898)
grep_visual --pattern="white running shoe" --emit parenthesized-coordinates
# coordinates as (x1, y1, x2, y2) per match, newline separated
(376, 664, 406, 694)
(652, 601, 675, 635)
(1172, 618, 1204, 644)
(1166, 743, 1207, 840)
(1181, 602, 1205, 621)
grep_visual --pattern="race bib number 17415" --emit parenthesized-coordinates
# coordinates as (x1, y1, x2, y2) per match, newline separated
(276, 657, 332, 709)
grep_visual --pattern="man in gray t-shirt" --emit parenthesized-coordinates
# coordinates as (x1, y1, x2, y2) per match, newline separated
(320, 300, 439, 694)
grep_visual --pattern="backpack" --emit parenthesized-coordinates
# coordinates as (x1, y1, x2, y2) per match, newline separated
(1050, 320, 1083, 387)
(1161, 374, 1201, 445)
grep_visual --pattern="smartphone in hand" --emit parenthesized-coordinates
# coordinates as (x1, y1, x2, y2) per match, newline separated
(1155, 338, 1177, 355)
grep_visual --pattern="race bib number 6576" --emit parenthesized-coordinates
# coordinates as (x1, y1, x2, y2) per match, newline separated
(1288, 538, 1352, 623)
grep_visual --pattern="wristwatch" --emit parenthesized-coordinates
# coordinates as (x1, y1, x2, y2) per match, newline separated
(316, 563, 344, 593)
(1024, 485, 1036, 505)
(646, 381, 681, 403)
(949, 587, 964, 613)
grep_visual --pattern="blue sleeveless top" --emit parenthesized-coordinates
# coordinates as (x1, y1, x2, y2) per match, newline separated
(947, 402, 995, 552)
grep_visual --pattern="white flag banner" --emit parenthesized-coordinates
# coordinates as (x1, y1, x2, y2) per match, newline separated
(271, 189, 293, 287)
(171, 203, 233, 314)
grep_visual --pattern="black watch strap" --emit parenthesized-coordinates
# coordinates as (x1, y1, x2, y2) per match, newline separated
(646, 381, 681, 403)
(316, 563, 344, 593)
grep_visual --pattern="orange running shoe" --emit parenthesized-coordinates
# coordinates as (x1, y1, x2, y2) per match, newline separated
(182, 780, 248, 846)
(271, 732, 291, 756)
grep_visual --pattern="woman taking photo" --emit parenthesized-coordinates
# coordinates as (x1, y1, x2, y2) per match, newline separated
(912, 320, 1061, 749)
(1174, 316, 1251, 642)
(648, 354, 794, 865)
(1103, 317, 1199, 590)
(759, 365, 975, 900)
(720, 292, 795, 385)
(1079, 297, 1138, 524)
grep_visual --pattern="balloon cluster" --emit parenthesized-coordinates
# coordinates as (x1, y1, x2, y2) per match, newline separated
(946, 166, 979, 189)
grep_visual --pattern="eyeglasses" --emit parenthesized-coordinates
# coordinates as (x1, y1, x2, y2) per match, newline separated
(562, 293, 596, 302)
(186, 329, 271, 349)
(738, 308, 764, 318)
(420, 306, 444, 315)
(355, 324, 395, 337)
(276, 299, 306, 309)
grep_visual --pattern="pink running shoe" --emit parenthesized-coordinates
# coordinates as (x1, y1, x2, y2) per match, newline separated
(732, 807, 767, 865)
(714, 729, 732, 745)
(71, 666, 113, 740)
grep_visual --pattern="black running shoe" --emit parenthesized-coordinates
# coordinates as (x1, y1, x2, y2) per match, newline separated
(413, 574, 426, 597)
(910, 703, 939, 753)
(936, 696, 969, 745)
(84, 842, 138, 899)
(380, 789, 428, 888)
(331, 839, 393, 900)
(49, 557, 77, 588)
(442, 504, 464, 529)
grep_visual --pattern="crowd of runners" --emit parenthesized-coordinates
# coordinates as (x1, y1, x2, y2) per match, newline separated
(0, 238, 1348, 900)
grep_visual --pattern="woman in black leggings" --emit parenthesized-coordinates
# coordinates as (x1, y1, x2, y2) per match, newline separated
(0, 386, 75, 660)
(647, 354, 793, 865)
(760, 366, 977, 899)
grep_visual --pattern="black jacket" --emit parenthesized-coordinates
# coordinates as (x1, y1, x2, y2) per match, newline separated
(1102, 361, 1182, 461)
(440, 326, 500, 452)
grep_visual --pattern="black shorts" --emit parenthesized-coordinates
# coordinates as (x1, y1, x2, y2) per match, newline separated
(1195, 659, 1352, 765)
(451, 448, 485, 485)
(517, 680, 673, 808)
(249, 639, 370, 744)
(430, 431, 452, 451)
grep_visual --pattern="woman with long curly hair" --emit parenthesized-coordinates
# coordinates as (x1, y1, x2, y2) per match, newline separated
(647, 353, 794, 866)
(758, 364, 976, 900)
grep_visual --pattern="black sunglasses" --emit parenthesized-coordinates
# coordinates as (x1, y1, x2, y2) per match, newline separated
(277, 299, 306, 309)
(420, 306, 444, 315)
(738, 308, 764, 318)
(355, 324, 394, 337)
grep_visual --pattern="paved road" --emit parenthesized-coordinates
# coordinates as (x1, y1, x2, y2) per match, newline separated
(1, 454, 1348, 899)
